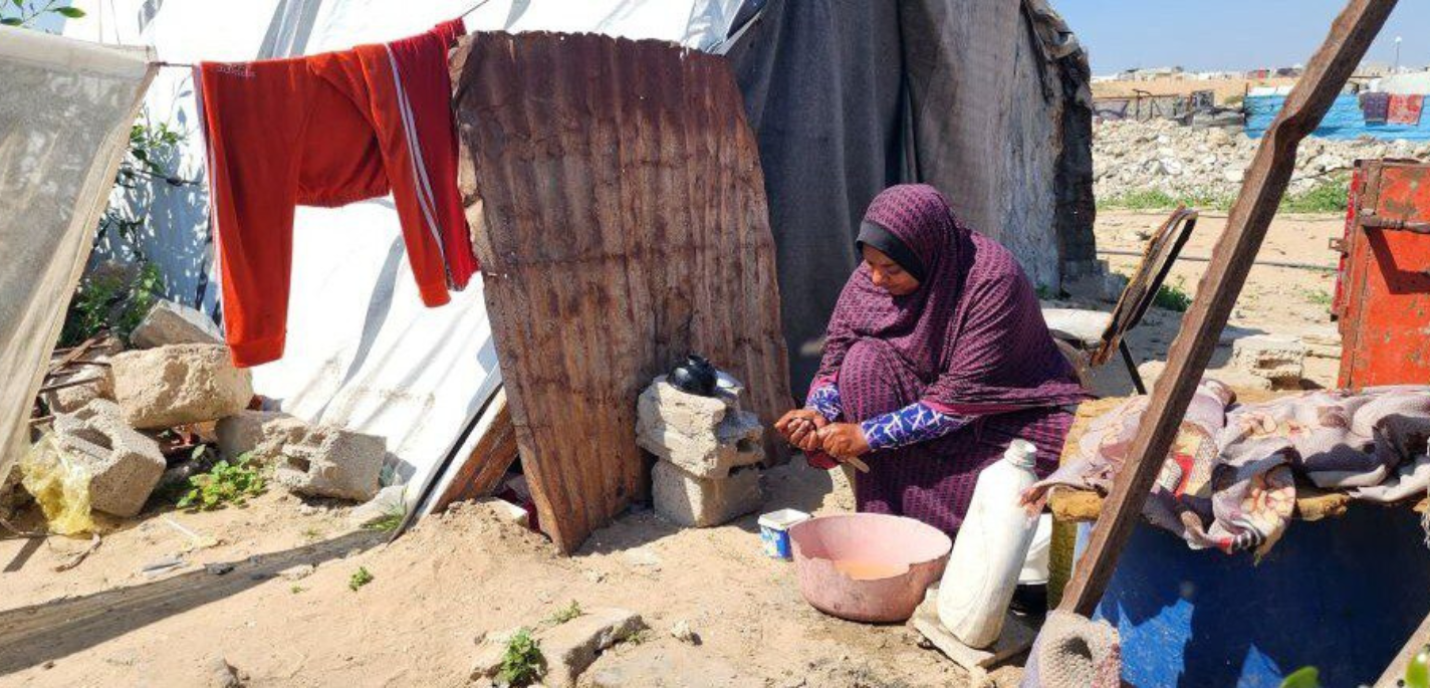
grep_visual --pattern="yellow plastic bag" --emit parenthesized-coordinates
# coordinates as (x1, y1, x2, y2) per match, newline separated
(19, 432, 95, 536)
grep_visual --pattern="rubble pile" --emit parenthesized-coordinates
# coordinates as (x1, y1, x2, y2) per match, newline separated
(1094, 119, 1430, 201)
(14, 299, 390, 530)
(636, 374, 765, 528)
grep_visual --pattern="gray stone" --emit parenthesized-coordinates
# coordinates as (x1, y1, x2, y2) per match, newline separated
(273, 426, 384, 502)
(40, 363, 115, 415)
(279, 564, 315, 581)
(52, 399, 165, 517)
(651, 461, 762, 528)
(541, 607, 645, 688)
(111, 344, 253, 429)
(1232, 334, 1306, 383)
(215, 411, 308, 464)
(348, 484, 407, 528)
(130, 299, 223, 349)
(0, 461, 30, 519)
(670, 619, 700, 645)
(206, 656, 244, 688)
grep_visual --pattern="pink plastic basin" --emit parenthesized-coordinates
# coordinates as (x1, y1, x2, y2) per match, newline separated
(789, 513, 953, 623)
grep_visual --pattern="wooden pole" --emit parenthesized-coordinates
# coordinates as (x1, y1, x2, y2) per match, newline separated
(1058, 0, 1399, 616)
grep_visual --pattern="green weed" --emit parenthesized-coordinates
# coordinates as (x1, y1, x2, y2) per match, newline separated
(360, 505, 406, 533)
(497, 628, 545, 687)
(547, 600, 582, 626)
(1096, 178, 1349, 215)
(1281, 180, 1349, 214)
(1301, 288, 1333, 306)
(1096, 189, 1233, 212)
(1, 1, 85, 29)
(349, 567, 374, 592)
(176, 453, 265, 511)
(60, 262, 164, 347)
(1154, 279, 1193, 312)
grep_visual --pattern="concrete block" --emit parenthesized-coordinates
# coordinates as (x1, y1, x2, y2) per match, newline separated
(215, 410, 308, 463)
(111, 344, 253, 429)
(273, 426, 384, 502)
(637, 407, 764, 479)
(541, 607, 645, 687)
(40, 361, 116, 415)
(1232, 334, 1306, 383)
(637, 379, 730, 437)
(129, 299, 223, 349)
(52, 399, 165, 517)
(652, 461, 762, 528)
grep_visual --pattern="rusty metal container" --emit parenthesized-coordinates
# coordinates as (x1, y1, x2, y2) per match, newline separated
(1332, 159, 1430, 388)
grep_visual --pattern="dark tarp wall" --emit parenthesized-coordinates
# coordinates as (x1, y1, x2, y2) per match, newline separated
(722, 0, 1095, 399)
(720, 0, 909, 400)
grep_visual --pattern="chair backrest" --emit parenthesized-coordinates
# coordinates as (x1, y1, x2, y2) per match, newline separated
(1091, 207, 1199, 366)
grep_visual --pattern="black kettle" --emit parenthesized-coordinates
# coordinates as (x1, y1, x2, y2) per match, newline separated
(669, 354, 718, 396)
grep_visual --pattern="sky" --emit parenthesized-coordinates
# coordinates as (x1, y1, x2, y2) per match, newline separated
(1056, 1, 1430, 76)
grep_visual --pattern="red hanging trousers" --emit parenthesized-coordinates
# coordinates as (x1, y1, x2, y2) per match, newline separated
(197, 19, 475, 368)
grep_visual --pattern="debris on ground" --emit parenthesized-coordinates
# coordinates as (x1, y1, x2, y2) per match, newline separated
(40, 357, 116, 415)
(110, 344, 254, 429)
(272, 426, 384, 502)
(471, 608, 645, 688)
(52, 399, 165, 518)
(214, 410, 308, 464)
(1232, 334, 1307, 386)
(348, 484, 407, 529)
(18, 433, 96, 535)
(1094, 118, 1430, 202)
(128, 299, 224, 349)
(670, 619, 701, 645)
(205, 656, 245, 688)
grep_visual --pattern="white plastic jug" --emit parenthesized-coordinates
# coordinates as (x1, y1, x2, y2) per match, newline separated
(936, 439, 1040, 648)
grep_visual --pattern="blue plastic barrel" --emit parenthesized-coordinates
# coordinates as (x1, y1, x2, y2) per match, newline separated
(1075, 504, 1430, 687)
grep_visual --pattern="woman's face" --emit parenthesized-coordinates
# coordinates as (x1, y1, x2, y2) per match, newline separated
(862, 245, 921, 296)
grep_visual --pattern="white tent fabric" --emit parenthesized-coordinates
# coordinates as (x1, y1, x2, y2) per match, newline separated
(0, 26, 155, 470)
(64, 0, 286, 310)
(61, 0, 735, 508)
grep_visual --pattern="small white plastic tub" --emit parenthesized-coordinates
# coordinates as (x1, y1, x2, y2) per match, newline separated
(758, 508, 811, 559)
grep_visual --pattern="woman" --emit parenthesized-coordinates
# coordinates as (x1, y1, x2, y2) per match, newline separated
(775, 184, 1087, 536)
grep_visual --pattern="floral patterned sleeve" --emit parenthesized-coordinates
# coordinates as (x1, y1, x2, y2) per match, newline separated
(806, 383, 844, 422)
(859, 402, 970, 451)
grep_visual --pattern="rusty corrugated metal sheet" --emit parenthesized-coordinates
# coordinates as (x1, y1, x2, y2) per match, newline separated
(451, 31, 792, 554)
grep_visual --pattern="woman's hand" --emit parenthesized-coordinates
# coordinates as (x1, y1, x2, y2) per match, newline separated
(775, 409, 828, 453)
(817, 423, 871, 459)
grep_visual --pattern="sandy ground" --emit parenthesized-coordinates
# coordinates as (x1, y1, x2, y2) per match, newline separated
(1090, 76, 1298, 105)
(0, 210, 1347, 688)
(1078, 209, 1344, 393)
(0, 462, 996, 688)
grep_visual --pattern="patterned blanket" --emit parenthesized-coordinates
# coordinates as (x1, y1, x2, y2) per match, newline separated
(1028, 382, 1430, 557)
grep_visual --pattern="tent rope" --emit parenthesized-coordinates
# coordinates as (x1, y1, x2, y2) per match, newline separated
(157, 0, 493, 69)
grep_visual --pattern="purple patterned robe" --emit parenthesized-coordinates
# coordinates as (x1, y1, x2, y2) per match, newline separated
(810, 184, 1087, 536)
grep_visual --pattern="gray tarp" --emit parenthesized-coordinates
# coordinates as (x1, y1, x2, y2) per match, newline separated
(0, 27, 156, 469)
(722, 0, 1095, 398)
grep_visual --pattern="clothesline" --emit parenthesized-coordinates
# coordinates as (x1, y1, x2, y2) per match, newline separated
(153, 0, 494, 69)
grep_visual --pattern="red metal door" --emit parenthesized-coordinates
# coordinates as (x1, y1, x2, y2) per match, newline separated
(1336, 160, 1430, 388)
